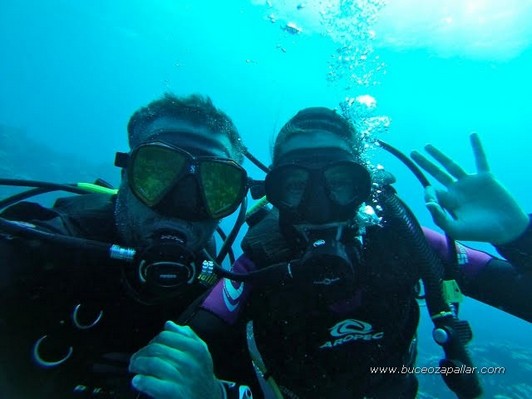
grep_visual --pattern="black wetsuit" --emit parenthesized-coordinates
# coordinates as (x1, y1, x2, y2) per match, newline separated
(182, 210, 532, 399)
(0, 194, 209, 398)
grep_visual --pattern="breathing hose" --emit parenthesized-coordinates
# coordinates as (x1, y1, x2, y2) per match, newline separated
(378, 186, 482, 399)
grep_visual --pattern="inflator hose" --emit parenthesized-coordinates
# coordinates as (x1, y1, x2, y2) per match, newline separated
(379, 187, 448, 314)
(0, 216, 132, 262)
(378, 186, 482, 399)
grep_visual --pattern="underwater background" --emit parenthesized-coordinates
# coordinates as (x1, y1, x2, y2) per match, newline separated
(1, 1, 530, 397)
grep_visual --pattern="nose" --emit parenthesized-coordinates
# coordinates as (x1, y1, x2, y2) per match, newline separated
(303, 182, 332, 224)
(166, 175, 199, 210)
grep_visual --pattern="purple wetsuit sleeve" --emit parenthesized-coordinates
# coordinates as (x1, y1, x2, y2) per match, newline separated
(423, 227, 532, 321)
(200, 255, 256, 325)
(422, 227, 493, 278)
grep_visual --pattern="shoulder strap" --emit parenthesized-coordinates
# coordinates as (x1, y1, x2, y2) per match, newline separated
(52, 193, 117, 240)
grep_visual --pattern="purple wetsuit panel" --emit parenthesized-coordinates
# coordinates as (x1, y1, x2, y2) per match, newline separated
(423, 227, 493, 278)
(201, 255, 256, 325)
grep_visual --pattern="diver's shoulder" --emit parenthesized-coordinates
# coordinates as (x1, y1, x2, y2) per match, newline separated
(52, 192, 116, 214)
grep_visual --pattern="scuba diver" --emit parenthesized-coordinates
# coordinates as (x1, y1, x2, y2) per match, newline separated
(0, 93, 252, 398)
(128, 107, 531, 399)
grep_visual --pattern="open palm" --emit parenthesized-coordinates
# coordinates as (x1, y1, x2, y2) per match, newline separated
(411, 133, 528, 244)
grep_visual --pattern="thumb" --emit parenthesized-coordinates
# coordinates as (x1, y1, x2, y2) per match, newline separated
(426, 202, 451, 230)
(164, 320, 182, 332)
(165, 321, 198, 340)
(424, 187, 454, 234)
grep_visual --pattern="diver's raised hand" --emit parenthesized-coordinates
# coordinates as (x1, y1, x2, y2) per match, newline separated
(129, 321, 222, 399)
(411, 133, 528, 245)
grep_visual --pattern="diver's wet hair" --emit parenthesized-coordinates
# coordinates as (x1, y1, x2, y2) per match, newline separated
(128, 93, 244, 163)
(272, 107, 360, 164)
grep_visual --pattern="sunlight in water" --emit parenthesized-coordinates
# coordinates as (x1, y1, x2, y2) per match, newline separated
(375, 0, 532, 59)
(253, 0, 532, 60)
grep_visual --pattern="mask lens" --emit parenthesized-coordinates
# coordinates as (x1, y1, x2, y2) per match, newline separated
(130, 145, 187, 206)
(200, 161, 247, 218)
(266, 166, 310, 209)
(324, 163, 370, 205)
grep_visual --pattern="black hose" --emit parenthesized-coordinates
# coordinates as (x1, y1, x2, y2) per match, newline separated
(377, 140, 431, 187)
(0, 179, 91, 211)
(0, 187, 52, 210)
(0, 216, 125, 261)
(379, 186, 448, 315)
(378, 140, 462, 309)
(212, 260, 295, 287)
(244, 148, 270, 174)
(215, 197, 248, 265)
(379, 187, 482, 398)
(215, 226, 235, 265)
(0, 178, 89, 193)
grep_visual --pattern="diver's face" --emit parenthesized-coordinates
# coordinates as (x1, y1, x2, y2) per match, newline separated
(271, 130, 369, 225)
(115, 116, 234, 249)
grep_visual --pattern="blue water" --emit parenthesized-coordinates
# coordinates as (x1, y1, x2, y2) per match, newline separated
(1, 1, 530, 397)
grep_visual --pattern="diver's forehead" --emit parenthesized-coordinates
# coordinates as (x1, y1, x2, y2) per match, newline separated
(277, 130, 353, 159)
(136, 116, 233, 157)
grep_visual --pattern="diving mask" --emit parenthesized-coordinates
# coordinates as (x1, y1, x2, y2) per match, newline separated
(265, 160, 371, 224)
(115, 142, 248, 220)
